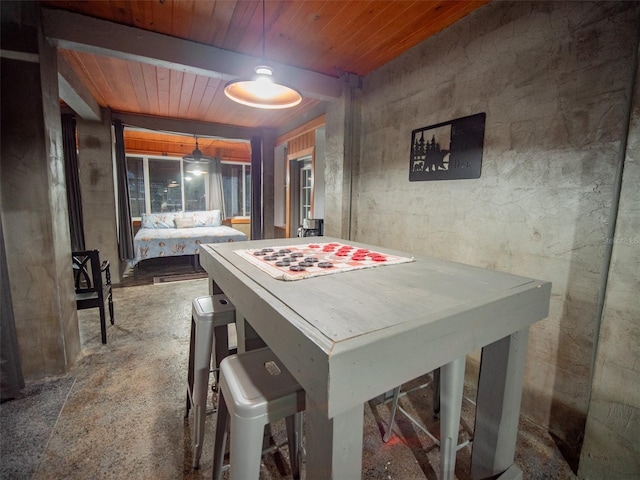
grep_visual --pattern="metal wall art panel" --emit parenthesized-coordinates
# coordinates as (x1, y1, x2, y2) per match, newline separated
(409, 112, 485, 181)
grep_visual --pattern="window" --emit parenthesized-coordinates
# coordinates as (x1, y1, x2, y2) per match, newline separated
(221, 163, 251, 218)
(184, 172, 206, 212)
(300, 160, 312, 222)
(127, 157, 145, 218)
(125, 155, 249, 218)
(149, 158, 182, 212)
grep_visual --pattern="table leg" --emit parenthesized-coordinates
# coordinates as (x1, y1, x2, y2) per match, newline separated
(209, 279, 223, 295)
(305, 397, 364, 480)
(471, 328, 529, 479)
(213, 324, 231, 386)
(236, 317, 266, 353)
(440, 356, 466, 480)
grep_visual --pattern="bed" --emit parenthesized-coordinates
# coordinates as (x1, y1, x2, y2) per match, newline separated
(131, 210, 247, 269)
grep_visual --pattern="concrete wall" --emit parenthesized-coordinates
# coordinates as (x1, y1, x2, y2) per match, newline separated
(76, 116, 121, 282)
(313, 127, 326, 220)
(1, 1, 81, 378)
(578, 28, 640, 476)
(274, 143, 286, 228)
(342, 0, 638, 467)
(325, 77, 361, 239)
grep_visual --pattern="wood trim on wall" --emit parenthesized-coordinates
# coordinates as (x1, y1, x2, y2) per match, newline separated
(276, 114, 325, 146)
(279, 115, 324, 237)
(288, 132, 315, 156)
(287, 145, 315, 161)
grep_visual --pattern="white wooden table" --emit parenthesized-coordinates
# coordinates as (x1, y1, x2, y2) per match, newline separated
(199, 237, 551, 480)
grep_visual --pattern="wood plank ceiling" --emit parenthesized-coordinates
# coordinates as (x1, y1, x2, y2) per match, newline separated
(122, 130, 252, 161)
(41, 0, 488, 155)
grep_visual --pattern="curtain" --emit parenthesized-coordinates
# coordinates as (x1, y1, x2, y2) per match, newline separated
(0, 214, 25, 401)
(207, 157, 226, 220)
(113, 120, 135, 261)
(61, 114, 85, 251)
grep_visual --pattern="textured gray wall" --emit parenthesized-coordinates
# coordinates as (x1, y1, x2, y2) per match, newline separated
(325, 78, 361, 239)
(579, 16, 640, 476)
(349, 0, 638, 464)
(1, 2, 81, 377)
(76, 116, 121, 282)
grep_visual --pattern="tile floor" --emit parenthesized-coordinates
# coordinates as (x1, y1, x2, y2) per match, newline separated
(20, 275, 576, 479)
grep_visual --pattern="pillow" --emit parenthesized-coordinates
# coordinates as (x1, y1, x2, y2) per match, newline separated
(190, 210, 222, 227)
(141, 213, 176, 229)
(174, 216, 196, 228)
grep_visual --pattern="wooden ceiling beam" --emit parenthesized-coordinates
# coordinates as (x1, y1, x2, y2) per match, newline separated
(56, 52, 101, 121)
(41, 8, 343, 102)
(111, 111, 260, 141)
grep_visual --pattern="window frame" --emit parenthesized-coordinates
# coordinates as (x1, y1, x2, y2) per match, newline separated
(220, 161, 252, 218)
(126, 154, 251, 220)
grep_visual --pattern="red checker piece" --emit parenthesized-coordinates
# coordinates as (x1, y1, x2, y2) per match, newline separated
(351, 255, 366, 261)
(308, 244, 320, 248)
(335, 251, 349, 256)
(371, 255, 387, 262)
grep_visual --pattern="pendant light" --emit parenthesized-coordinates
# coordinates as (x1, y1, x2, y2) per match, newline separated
(183, 136, 212, 175)
(224, 0, 302, 109)
(183, 136, 212, 165)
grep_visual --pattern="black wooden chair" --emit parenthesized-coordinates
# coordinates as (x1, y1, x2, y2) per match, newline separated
(72, 250, 114, 344)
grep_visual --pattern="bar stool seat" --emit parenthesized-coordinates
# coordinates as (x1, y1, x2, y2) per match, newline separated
(212, 347, 305, 480)
(185, 294, 236, 469)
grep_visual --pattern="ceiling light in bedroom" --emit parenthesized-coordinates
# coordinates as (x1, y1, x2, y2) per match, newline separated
(186, 165, 207, 176)
(183, 136, 212, 165)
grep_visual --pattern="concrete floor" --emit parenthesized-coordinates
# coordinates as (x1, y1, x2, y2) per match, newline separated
(28, 275, 577, 479)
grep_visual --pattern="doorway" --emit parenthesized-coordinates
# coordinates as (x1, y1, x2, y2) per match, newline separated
(287, 149, 314, 238)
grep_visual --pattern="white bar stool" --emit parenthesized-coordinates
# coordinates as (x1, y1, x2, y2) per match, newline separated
(212, 347, 305, 480)
(383, 357, 469, 480)
(185, 294, 236, 469)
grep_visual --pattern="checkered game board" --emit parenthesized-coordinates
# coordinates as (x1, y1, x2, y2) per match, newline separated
(234, 242, 414, 281)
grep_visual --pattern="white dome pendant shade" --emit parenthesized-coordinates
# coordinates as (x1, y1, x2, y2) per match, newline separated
(223, 0, 302, 109)
(224, 66, 302, 109)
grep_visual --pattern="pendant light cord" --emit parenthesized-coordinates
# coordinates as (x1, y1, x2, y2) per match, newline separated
(262, 0, 266, 61)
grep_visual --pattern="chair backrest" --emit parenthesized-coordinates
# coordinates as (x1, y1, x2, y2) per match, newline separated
(72, 250, 103, 294)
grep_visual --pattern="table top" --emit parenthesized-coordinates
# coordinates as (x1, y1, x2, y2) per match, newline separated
(200, 237, 551, 418)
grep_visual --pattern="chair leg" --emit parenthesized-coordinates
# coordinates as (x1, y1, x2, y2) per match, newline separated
(212, 390, 229, 480)
(99, 306, 107, 344)
(230, 415, 266, 480)
(433, 368, 441, 416)
(108, 294, 114, 325)
(383, 386, 401, 443)
(383, 369, 441, 443)
(192, 318, 215, 469)
(294, 412, 304, 478)
(285, 413, 302, 480)
(185, 316, 196, 418)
